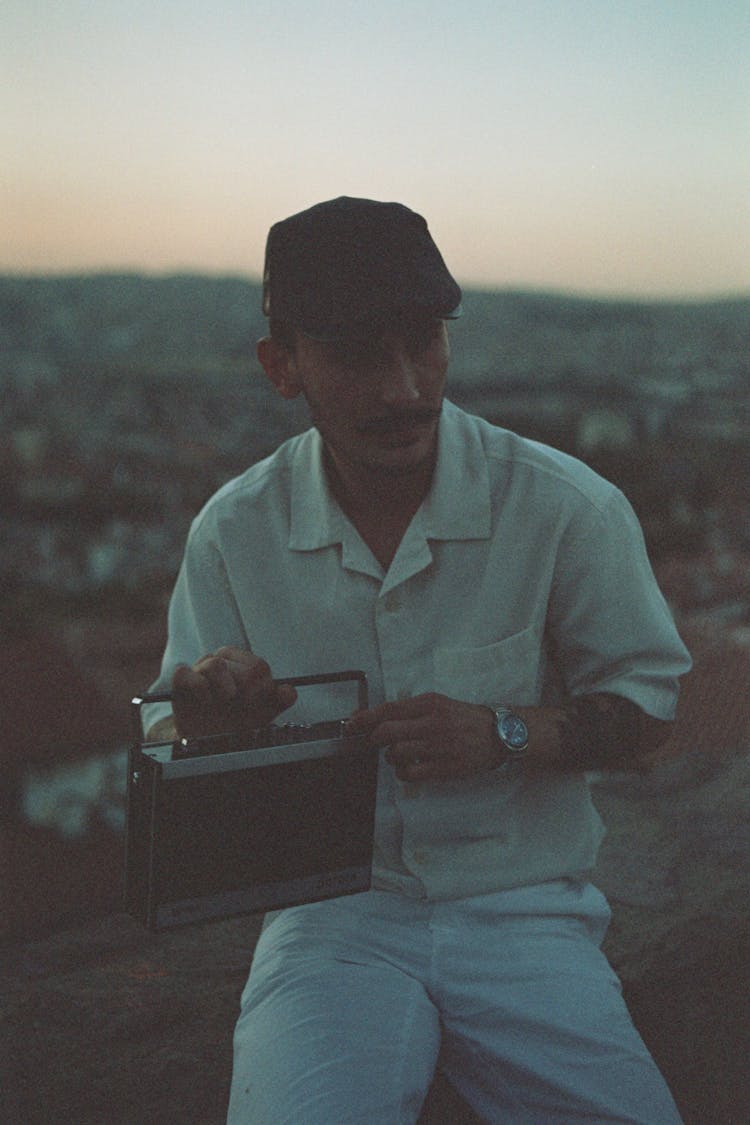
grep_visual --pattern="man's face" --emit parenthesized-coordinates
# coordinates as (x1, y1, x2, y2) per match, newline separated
(284, 312, 450, 480)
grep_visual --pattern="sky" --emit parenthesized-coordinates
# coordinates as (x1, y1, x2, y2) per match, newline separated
(3, 0, 749, 298)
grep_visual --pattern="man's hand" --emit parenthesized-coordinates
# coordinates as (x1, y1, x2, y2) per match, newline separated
(171, 646, 297, 739)
(348, 690, 671, 781)
(349, 693, 498, 782)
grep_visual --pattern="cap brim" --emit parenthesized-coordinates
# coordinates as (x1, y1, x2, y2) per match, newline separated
(298, 304, 463, 343)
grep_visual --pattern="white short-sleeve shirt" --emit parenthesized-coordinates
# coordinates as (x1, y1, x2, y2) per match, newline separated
(147, 400, 691, 899)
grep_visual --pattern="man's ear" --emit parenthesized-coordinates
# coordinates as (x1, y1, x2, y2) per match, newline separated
(257, 336, 301, 400)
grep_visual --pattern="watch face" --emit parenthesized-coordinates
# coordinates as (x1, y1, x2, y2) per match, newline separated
(498, 712, 528, 749)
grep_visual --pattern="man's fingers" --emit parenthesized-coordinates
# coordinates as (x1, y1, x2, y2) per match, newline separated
(191, 652, 271, 702)
(171, 650, 296, 737)
(385, 740, 430, 766)
(173, 663, 213, 703)
(365, 717, 436, 749)
(275, 681, 298, 711)
(350, 697, 441, 748)
(388, 745, 467, 782)
(201, 657, 242, 699)
(352, 693, 498, 782)
(350, 694, 436, 727)
(385, 737, 431, 782)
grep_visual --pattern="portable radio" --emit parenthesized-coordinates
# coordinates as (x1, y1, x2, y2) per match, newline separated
(124, 671, 376, 930)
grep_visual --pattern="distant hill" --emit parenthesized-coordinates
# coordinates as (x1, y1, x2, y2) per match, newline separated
(1, 273, 748, 389)
(0, 274, 262, 380)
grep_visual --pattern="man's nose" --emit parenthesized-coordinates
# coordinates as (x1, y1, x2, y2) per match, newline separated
(378, 345, 420, 405)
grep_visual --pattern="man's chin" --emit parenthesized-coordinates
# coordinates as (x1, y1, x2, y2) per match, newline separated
(365, 416, 440, 455)
(321, 416, 440, 480)
(364, 439, 436, 474)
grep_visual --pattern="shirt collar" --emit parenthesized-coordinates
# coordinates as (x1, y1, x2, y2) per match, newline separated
(288, 398, 492, 554)
(419, 399, 492, 541)
(288, 427, 346, 552)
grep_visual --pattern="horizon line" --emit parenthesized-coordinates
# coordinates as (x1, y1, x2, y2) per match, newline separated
(1, 268, 748, 307)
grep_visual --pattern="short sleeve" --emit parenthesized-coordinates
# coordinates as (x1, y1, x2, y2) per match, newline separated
(547, 488, 692, 719)
(140, 515, 249, 734)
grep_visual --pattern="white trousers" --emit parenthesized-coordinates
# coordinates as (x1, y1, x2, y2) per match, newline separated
(227, 881, 682, 1124)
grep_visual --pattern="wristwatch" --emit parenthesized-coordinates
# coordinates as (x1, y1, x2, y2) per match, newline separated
(491, 707, 529, 772)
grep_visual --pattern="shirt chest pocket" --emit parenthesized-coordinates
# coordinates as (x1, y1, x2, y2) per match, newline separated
(432, 625, 543, 708)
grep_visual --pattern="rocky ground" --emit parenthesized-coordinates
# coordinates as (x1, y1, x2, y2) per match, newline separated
(0, 910, 486, 1125)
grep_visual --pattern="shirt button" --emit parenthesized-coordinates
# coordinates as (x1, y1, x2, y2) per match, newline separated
(412, 849, 428, 865)
(383, 592, 402, 613)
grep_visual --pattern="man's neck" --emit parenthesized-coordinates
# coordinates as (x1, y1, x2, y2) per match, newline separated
(325, 444, 434, 514)
(323, 449, 435, 569)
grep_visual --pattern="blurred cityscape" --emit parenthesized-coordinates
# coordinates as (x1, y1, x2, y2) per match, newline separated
(2, 275, 749, 939)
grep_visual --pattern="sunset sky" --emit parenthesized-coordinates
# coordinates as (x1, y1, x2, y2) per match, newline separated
(3, 0, 749, 297)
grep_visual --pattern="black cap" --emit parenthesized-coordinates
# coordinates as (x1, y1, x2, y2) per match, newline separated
(262, 196, 462, 340)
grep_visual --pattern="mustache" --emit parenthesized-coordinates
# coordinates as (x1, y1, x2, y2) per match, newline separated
(357, 408, 441, 435)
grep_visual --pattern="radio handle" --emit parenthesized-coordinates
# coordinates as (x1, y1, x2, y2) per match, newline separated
(131, 669, 369, 745)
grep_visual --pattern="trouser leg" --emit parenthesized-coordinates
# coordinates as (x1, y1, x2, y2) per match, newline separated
(434, 890, 683, 1124)
(226, 898, 441, 1125)
(227, 883, 683, 1125)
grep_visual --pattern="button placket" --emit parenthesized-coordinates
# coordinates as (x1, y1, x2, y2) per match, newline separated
(383, 590, 402, 614)
(376, 582, 407, 701)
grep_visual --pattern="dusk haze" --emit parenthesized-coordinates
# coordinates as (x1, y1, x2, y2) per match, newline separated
(4, 0, 749, 297)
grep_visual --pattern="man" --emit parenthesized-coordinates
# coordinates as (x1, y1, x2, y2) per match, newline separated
(146, 197, 691, 1123)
